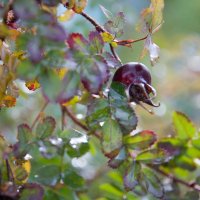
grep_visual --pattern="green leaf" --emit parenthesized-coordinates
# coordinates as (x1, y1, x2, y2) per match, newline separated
(102, 118, 122, 157)
(56, 71, 80, 104)
(108, 147, 127, 168)
(142, 168, 164, 198)
(89, 31, 104, 54)
(20, 183, 44, 200)
(36, 116, 56, 139)
(100, 183, 123, 199)
(136, 148, 170, 164)
(67, 142, 89, 158)
(192, 137, 200, 150)
(44, 186, 75, 200)
(151, 0, 164, 29)
(175, 155, 196, 171)
(123, 130, 157, 150)
(17, 124, 32, 144)
(172, 111, 196, 140)
(39, 69, 62, 102)
(86, 98, 110, 130)
(182, 191, 199, 200)
(0, 136, 9, 165)
(123, 161, 141, 191)
(109, 82, 138, 134)
(14, 164, 29, 182)
(32, 165, 60, 186)
(63, 170, 84, 188)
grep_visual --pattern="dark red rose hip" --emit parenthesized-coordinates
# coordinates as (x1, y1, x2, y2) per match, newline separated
(112, 62, 159, 108)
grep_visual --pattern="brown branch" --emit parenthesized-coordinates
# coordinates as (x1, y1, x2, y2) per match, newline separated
(116, 35, 148, 46)
(79, 11, 122, 65)
(63, 107, 89, 131)
(5, 159, 14, 183)
(80, 11, 105, 33)
(148, 165, 200, 192)
(109, 44, 122, 65)
(60, 105, 66, 131)
(62, 107, 101, 139)
(31, 101, 48, 130)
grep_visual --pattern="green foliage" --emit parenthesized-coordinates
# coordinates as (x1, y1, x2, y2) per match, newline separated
(0, 0, 200, 200)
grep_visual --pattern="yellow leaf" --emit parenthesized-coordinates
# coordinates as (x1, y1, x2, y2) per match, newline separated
(13, 159, 31, 183)
(151, 0, 164, 29)
(111, 41, 118, 48)
(68, 0, 75, 9)
(101, 32, 114, 43)
(58, 9, 74, 22)
(2, 95, 16, 107)
(62, 95, 80, 106)
(55, 68, 68, 79)
(22, 160, 31, 176)
(73, 0, 88, 14)
(25, 79, 40, 91)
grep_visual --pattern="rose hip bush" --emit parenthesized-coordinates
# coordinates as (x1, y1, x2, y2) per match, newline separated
(0, 0, 200, 199)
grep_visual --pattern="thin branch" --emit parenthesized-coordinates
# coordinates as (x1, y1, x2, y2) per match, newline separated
(31, 101, 48, 130)
(148, 165, 200, 192)
(5, 159, 15, 183)
(63, 107, 89, 131)
(109, 44, 122, 65)
(79, 11, 122, 65)
(60, 105, 65, 131)
(63, 107, 101, 139)
(80, 11, 105, 33)
(116, 35, 148, 46)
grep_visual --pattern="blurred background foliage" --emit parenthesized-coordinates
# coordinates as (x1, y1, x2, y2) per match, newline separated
(0, 0, 200, 199)
(1, 0, 200, 141)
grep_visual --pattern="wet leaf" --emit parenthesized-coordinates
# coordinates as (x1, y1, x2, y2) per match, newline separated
(123, 161, 141, 191)
(175, 155, 196, 171)
(39, 23, 67, 42)
(109, 82, 138, 134)
(17, 124, 32, 144)
(80, 55, 109, 94)
(173, 111, 196, 140)
(102, 118, 122, 157)
(67, 33, 88, 50)
(100, 183, 123, 199)
(32, 165, 60, 186)
(89, 31, 104, 54)
(14, 0, 39, 20)
(183, 191, 199, 200)
(108, 147, 127, 168)
(63, 170, 84, 188)
(104, 52, 121, 68)
(86, 98, 110, 130)
(136, 148, 170, 164)
(44, 185, 74, 200)
(142, 168, 164, 198)
(20, 183, 44, 200)
(36, 116, 56, 139)
(56, 71, 80, 104)
(192, 137, 200, 150)
(67, 142, 89, 158)
(123, 130, 157, 150)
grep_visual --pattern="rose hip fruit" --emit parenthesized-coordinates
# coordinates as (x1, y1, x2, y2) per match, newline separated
(112, 62, 159, 108)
